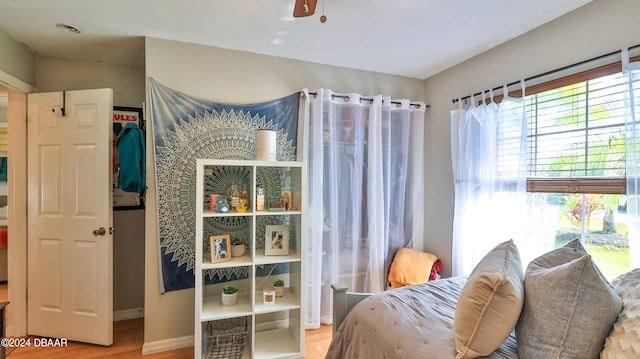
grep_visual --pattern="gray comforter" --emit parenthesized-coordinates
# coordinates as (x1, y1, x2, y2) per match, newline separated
(326, 276, 519, 359)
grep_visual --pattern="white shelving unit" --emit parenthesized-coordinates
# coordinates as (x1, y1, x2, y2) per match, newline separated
(195, 159, 306, 359)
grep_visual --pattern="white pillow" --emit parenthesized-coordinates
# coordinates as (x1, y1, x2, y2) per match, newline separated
(601, 268, 640, 359)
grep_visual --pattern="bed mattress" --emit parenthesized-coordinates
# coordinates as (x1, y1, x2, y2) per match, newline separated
(326, 276, 519, 359)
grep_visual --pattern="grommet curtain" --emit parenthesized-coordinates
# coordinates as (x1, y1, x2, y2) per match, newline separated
(303, 88, 426, 328)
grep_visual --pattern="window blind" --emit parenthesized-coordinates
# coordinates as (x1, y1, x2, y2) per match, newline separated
(525, 71, 629, 194)
(526, 72, 626, 178)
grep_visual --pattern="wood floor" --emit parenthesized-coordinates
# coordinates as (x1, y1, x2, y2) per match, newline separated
(303, 324, 333, 359)
(0, 284, 332, 358)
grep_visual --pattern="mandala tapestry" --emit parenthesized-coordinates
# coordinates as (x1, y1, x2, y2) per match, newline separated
(149, 78, 299, 293)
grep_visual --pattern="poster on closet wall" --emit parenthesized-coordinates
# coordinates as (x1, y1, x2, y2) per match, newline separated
(113, 106, 145, 209)
(148, 78, 299, 293)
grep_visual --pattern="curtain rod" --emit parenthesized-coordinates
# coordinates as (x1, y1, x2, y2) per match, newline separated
(452, 43, 640, 104)
(304, 91, 429, 109)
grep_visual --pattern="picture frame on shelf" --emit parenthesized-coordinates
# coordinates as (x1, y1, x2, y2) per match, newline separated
(265, 225, 289, 256)
(210, 234, 232, 263)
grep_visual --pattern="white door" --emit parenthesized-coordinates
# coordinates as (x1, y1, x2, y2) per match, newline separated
(27, 89, 113, 345)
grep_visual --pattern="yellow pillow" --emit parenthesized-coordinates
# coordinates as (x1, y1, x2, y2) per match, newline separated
(387, 248, 438, 288)
(454, 239, 524, 359)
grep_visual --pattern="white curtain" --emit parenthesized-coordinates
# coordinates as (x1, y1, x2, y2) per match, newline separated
(303, 88, 426, 328)
(450, 85, 528, 276)
(623, 48, 640, 269)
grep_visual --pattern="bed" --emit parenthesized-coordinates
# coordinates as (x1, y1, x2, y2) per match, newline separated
(327, 277, 519, 359)
(326, 240, 640, 359)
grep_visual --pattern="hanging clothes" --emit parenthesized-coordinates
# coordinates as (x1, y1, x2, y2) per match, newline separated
(0, 227, 7, 250)
(116, 123, 146, 193)
(0, 157, 6, 182)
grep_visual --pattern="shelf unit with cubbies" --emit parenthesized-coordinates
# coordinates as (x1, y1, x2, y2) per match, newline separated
(194, 159, 306, 359)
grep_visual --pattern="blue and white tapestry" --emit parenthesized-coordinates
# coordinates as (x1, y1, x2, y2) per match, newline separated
(149, 78, 299, 293)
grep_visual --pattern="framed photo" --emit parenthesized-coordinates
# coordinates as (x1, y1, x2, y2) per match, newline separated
(210, 234, 232, 263)
(265, 225, 289, 256)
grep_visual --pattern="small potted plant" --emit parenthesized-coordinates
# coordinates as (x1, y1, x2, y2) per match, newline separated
(273, 278, 285, 297)
(230, 237, 245, 257)
(221, 285, 239, 306)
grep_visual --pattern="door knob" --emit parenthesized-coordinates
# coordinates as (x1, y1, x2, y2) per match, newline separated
(93, 227, 106, 236)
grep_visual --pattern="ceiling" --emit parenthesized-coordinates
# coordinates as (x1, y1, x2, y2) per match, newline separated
(0, 0, 592, 80)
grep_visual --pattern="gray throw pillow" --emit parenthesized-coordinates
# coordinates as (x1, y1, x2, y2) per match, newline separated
(516, 239, 622, 359)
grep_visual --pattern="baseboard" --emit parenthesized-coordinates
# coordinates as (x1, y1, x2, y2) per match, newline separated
(142, 335, 194, 355)
(5, 324, 14, 337)
(113, 307, 144, 322)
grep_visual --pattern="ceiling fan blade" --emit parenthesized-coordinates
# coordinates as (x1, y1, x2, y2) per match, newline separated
(293, 0, 317, 17)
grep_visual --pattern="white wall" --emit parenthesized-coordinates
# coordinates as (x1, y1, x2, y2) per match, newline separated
(35, 57, 144, 107)
(143, 37, 425, 346)
(0, 31, 35, 87)
(423, 0, 640, 277)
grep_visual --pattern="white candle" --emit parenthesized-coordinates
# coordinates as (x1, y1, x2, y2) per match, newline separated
(255, 130, 277, 161)
(263, 287, 276, 305)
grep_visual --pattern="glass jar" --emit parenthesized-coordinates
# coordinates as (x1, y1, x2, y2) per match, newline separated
(256, 187, 265, 211)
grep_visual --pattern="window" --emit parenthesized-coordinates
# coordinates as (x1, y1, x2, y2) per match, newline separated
(524, 69, 631, 280)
